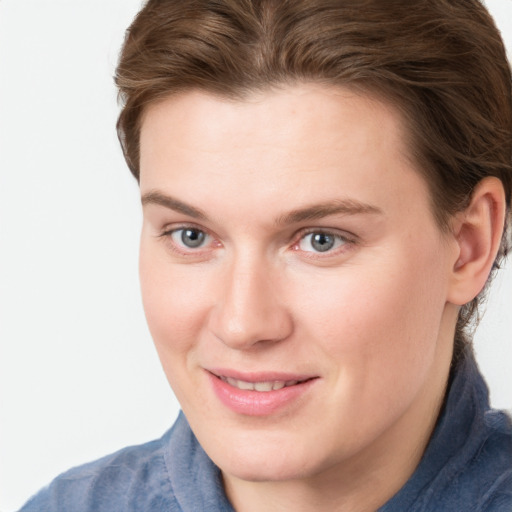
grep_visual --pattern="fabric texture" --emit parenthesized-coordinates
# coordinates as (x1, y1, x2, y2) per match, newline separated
(19, 350, 512, 512)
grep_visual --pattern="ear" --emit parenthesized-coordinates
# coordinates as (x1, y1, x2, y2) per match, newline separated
(447, 177, 506, 306)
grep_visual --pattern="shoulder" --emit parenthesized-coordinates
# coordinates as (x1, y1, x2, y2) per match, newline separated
(432, 408, 512, 511)
(18, 413, 232, 512)
(443, 354, 512, 510)
(18, 428, 179, 512)
(465, 409, 512, 511)
(382, 351, 512, 512)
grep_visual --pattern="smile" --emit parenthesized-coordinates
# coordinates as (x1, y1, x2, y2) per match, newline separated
(207, 370, 318, 416)
(219, 376, 303, 392)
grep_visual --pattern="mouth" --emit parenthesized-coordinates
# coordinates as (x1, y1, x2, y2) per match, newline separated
(217, 375, 309, 392)
(207, 370, 318, 416)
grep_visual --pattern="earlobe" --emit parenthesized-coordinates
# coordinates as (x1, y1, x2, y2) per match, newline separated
(448, 177, 506, 306)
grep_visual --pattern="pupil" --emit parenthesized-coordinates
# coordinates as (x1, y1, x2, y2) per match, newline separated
(182, 229, 205, 248)
(312, 233, 334, 252)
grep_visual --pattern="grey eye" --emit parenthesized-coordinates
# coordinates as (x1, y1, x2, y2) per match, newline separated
(310, 233, 335, 252)
(179, 228, 206, 248)
(299, 232, 346, 253)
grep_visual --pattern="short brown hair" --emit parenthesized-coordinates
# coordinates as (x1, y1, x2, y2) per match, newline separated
(115, 0, 512, 358)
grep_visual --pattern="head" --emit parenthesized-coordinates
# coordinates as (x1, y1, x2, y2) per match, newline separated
(116, 0, 512, 359)
(115, 0, 511, 501)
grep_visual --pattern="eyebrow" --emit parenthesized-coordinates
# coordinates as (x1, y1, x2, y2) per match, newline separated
(141, 191, 208, 220)
(274, 199, 383, 225)
(141, 190, 382, 225)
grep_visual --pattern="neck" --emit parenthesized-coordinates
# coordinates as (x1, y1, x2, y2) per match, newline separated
(223, 405, 441, 512)
(223, 322, 455, 512)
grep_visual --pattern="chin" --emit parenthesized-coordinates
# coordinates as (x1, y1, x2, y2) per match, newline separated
(223, 456, 313, 483)
(205, 427, 330, 483)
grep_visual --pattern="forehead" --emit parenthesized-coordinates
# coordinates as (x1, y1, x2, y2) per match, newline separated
(138, 84, 430, 224)
(140, 84, 410, 160)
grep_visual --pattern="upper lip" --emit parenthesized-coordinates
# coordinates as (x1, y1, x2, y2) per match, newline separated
(206, 368, 317, 383)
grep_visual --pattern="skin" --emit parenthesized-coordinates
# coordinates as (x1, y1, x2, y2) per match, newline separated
(138, 84, 504, 512)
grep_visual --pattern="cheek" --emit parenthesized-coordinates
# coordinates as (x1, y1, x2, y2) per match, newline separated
(295, 247, 449, 369)
(139, 242, 213, 354)
(293, 252, 450, 439)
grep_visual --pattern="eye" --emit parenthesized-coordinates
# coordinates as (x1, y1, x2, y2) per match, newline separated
(298, 231, 347, 253)
(170, 228, 210, 249)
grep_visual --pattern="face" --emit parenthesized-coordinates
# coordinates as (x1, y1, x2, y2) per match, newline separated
(138, 85, 459, 484)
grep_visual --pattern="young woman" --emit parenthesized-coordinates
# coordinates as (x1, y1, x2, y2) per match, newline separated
(20, 0, 511, 510)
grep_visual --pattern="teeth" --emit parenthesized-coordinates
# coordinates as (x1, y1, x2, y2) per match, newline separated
(221, 377, 300, 392)
(237, 380, 255, 391)
(254, 381, 273, 392)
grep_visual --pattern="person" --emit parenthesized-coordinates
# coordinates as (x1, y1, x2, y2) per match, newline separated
(19, 0, 512, 510)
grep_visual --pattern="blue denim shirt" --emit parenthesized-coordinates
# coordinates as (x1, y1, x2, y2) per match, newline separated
(19, 350, 512, 511)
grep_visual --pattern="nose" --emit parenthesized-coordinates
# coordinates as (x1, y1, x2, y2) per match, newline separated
(208, 255, 293, 350)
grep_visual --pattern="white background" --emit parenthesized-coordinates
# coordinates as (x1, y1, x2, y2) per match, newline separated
(0, 1, 511, 511)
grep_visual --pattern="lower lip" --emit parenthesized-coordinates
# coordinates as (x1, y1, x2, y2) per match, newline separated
(207, 373, 317, 416)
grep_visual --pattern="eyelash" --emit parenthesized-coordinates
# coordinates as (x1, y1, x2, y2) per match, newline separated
(292, 229, 354, 258)
(158, 225, 355, 258)
(158, 224, 217, 257)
